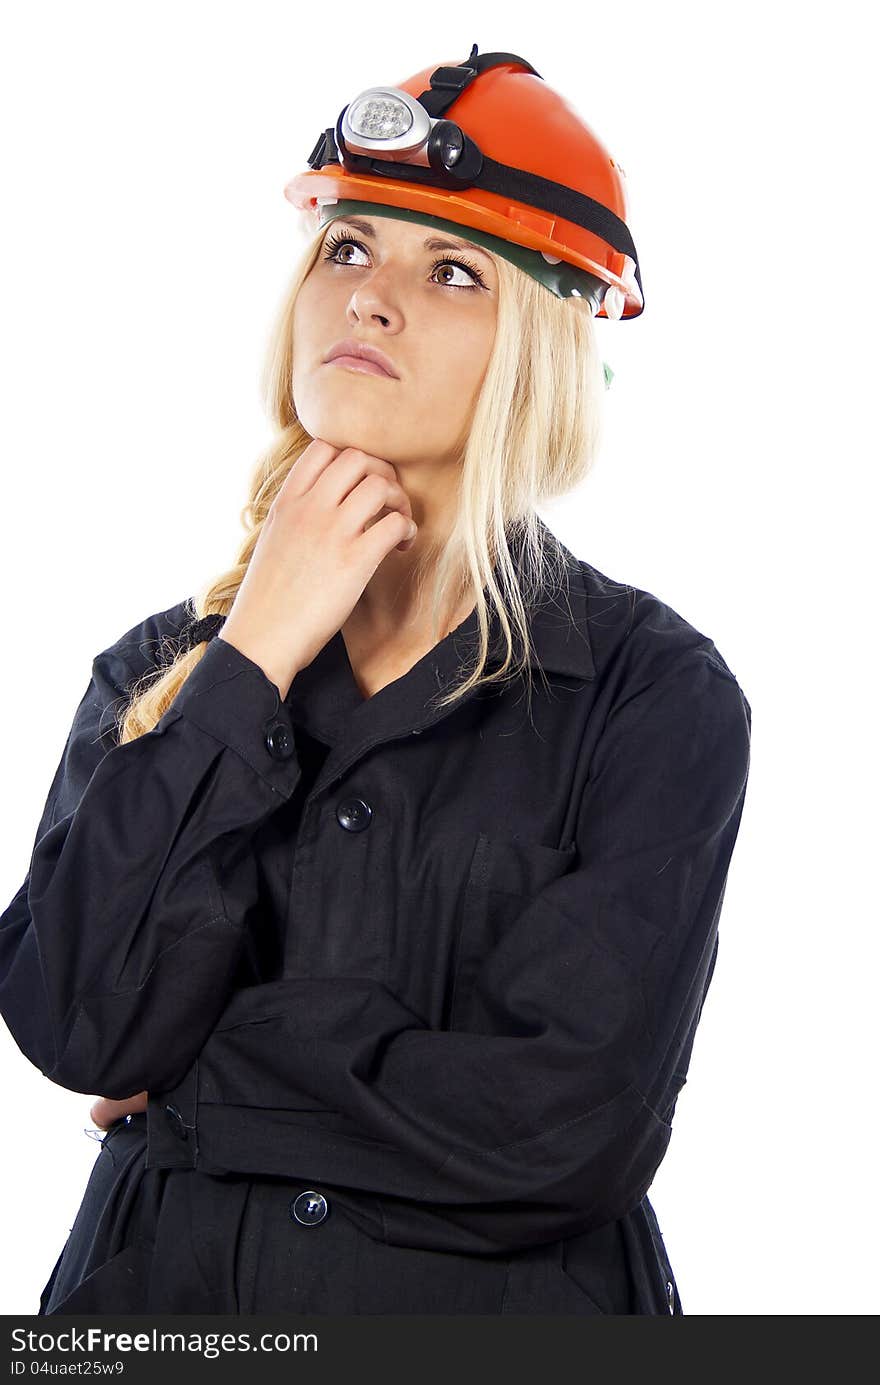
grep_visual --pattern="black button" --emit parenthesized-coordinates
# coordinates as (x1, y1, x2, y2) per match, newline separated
(290, 1190, 329, 1225)
(265, 721, 294, 760)
(336, 798, 372, 832)
(165, 1103, 188, 1141)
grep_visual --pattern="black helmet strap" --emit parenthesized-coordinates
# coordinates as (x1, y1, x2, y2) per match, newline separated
(414, 43, 542, 118)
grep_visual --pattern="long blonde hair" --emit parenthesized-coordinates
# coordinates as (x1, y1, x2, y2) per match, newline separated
(117, 220, 605, 744)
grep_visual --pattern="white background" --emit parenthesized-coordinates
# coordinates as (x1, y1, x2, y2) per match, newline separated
(1, 0, 876, 1316)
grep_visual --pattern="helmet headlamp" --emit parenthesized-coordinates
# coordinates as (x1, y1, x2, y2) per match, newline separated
(287, 43, 644, 330)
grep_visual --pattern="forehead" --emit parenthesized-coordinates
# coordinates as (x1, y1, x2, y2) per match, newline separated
(324, 214, 496, 265)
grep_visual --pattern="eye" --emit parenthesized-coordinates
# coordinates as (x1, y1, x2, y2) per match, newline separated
(322, 231, 369, 267)
(322, 231, 487, 292)
(428, 255, 486, 291)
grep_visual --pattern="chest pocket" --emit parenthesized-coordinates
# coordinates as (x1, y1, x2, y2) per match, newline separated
(445, 832, 578, 1030)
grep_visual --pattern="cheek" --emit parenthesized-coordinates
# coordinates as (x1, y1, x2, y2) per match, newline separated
(291, 276, 326, 344)
(443, 327, 495, 405)
(431, 307, 495, 377)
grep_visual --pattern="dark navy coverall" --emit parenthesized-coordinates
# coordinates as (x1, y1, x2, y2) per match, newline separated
(0, 517, 752, 1314)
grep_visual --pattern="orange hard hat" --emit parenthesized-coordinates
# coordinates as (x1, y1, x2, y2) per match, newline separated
(284, 43, 644, 321)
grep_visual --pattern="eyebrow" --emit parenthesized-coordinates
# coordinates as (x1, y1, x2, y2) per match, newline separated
(326, 215, 495, 264)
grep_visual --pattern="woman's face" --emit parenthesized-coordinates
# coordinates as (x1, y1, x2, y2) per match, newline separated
(292, 214, 499, 469)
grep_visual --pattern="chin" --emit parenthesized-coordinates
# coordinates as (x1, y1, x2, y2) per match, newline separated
(299, 410, 402, 461)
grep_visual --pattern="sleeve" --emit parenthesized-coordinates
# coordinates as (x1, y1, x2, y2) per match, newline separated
(0, 632, 302, 1098)
(169, 648, 752, 1255)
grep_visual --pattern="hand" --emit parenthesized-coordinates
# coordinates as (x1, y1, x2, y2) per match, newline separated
(89, 1090, 148, 1130)
(219, 439, 418, 699)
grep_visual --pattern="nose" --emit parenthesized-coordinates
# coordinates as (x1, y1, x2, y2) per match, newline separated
(346, 265, 404, 332)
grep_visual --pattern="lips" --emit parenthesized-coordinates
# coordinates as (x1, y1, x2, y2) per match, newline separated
(323, 338, 398, 378)
(327, 355, 393, 378)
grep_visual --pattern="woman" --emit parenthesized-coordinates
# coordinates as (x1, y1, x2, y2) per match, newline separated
(0, 45, 751, 1315)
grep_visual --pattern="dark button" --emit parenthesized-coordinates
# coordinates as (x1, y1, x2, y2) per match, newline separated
(290, 1190, 329, 1226)
(265, 720, 295, 760)
(336, 798, 372, 832)
(165, 1103, 188, 1141)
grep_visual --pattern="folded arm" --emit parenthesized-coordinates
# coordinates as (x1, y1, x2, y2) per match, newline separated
(0, 632, 302, 1097)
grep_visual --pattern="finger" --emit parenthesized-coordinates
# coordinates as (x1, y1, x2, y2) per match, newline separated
(313, 449, 399, 508)
(357, 510, 419, 572)
(276, 437, 342, 499)
(89, 1091, 148, 1130)
(340, 474, 414, 535)
(89, 1097, 122, 1129)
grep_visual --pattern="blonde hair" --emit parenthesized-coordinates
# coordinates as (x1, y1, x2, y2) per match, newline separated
(117, 220, 605, 744)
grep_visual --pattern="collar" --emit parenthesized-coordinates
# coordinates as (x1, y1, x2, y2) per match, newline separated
(287, 516, 595, 752)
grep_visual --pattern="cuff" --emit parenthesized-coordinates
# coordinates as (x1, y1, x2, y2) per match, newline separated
(158, 636, 301, 799)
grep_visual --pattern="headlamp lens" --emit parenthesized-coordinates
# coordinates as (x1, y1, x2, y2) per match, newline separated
(347, 95, 413, 141)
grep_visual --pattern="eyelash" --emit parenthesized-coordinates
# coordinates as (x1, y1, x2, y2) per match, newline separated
(321, 230, 488, 291)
